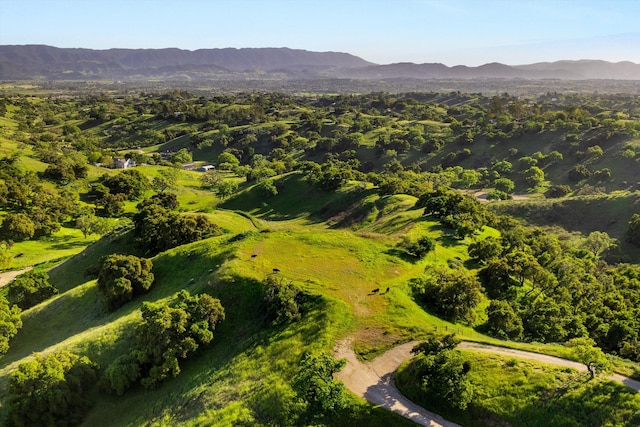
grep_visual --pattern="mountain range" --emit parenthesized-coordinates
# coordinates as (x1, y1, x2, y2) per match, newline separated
(1, 45, 639, 81)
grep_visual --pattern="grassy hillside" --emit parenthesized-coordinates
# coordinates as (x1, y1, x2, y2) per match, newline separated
(489, 191, 640, 261)
(2, 89, 640, 426)
(397, 351, 640, 427)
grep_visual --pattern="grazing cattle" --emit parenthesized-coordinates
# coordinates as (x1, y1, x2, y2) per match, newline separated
(371, 288, 379, 294)
(189, 278, 195, 284)
(251, 254, 258, 259)
(272, 268, 280, 273)
(385, 287, 390, 293)
(208, 269, 213, 273)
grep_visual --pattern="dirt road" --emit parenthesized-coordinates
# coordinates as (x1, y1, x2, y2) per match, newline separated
(459, 342, 640, 392)
(335, 339, 640, 426)
(0, 267, 32, 288)
(334, 339, 462, 427)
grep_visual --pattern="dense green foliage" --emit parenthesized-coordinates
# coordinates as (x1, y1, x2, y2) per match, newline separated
(134, 194, 222, 255)
(6, 270, 58, 310)
(99, 169, 151, 201)
(6, 351, 98, 427)
(411, 267, 484, 324)
(263, 276, 304, 325)
(408, 334, 473, 410)
(0, 295, 22, 355)
(292, 352, 348, 419)
(96, 254, 154, 311)
(103, 290, 224, 393)
(398, 235, 436, 259)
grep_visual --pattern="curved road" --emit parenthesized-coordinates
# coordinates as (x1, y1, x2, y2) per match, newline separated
(0, 267, 32, 288)
(334, 339, 640, 427)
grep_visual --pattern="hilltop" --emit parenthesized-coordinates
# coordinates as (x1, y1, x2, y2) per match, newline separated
(1, 45, 640, 81)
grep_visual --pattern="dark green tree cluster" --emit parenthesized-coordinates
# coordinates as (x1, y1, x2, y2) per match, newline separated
(99, 169, 151, 201)
(408, 334, 473, 410)
(0, 294, 22, 355)
(411, 267, 483, 324)
(5, 350, 98, 427)
(103, 290, 225, 394)
(416, 188, 487, 239)
(0, 156, 79, 241)
(263, 276, 304, 325)
(41, 151, 88, 184)
(133, 194, 221, 255)
(6, 270, 58, 310)
(398, 235, 436, 259)
(292, 352, 348, 420)
(469, 224, 640, 359)
(97, 254, 154, 311)
(303, 161, 353, 192)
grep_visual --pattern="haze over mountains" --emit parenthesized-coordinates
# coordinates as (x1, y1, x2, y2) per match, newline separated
(1, 45, 639, 81)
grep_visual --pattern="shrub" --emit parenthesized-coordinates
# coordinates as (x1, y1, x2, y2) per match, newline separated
(7, 270, 58, 310)
(6, 351, 97, 427)
(568, 164, 591, 182)
(263, 276, 304, 325)
(97, 254, 154, 311)
(546, 185, 571, 198)
(104, 290, 225, 392)
(0, 213, 35, 242)
(399, 235, 436, 259)
(0, 295, 22, 355)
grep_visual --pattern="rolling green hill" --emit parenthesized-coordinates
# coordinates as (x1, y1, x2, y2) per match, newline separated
(2, 89, 640, 426)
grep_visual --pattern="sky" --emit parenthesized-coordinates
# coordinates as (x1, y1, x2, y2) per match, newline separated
(1, 0, 639, 66)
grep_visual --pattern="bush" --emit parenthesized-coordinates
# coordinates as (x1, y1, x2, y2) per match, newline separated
(263, 276, 304, 325)
(7, 270, 58, 310)
(546, 184, 571, 198)
(104, 290, 225, 392)
(568, 164, 591, 182)
(0, 295, 22, 355)
(97, 254, 154, 311)
(0, 213, 35, 242)
(399, 235, 436, 259)
(6, 351, 97, 427)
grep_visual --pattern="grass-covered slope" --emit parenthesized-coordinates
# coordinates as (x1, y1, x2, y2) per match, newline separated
(489, 191, 640, 261)
(397, 351, 640, 427)
(1, 199, 462, 425)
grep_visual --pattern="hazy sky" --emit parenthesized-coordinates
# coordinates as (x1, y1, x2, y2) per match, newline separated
(1, 0, 639, 66)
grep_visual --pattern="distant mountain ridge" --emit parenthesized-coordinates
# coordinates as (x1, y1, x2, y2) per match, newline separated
(1, 45, 639, 81)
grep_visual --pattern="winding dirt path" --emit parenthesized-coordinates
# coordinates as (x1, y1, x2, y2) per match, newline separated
(0, 267, 32, 288)
(334, 339, 462, 427)
(335, 339, 640, 427)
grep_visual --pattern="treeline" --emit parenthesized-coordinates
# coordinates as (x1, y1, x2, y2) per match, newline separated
(408, 189, 640, 361)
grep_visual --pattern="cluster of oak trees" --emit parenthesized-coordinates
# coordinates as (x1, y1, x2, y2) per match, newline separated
(409, 193, 640, 361)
